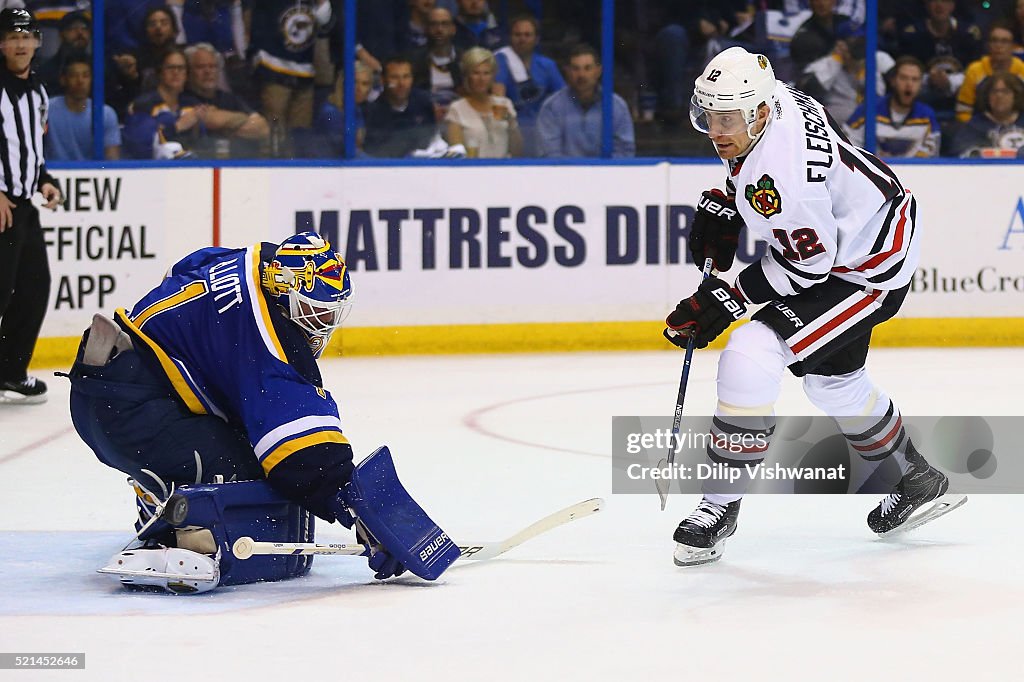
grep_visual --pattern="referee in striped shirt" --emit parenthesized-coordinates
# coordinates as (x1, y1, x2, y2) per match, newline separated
(0, 8, 61, 405)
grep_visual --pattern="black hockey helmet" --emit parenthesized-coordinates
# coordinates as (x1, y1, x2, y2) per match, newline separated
(0, 8, 41, 40)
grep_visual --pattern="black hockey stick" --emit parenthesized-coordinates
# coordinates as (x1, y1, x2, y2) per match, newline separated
(656, 257, 715, 510)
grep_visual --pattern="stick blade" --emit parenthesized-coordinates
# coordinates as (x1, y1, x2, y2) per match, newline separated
(457, 498, 604, 561)
(655, 458, 670, 511)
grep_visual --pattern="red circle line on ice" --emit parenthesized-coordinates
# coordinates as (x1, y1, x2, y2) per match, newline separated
(461, 381, 683, 458)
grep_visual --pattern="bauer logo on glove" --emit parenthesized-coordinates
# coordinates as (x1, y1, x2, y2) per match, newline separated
(689, 189, 745, 273)
(664, 277, 748, 349)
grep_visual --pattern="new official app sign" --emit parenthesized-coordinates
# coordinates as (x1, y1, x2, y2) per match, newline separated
(39, 169, 213, 337)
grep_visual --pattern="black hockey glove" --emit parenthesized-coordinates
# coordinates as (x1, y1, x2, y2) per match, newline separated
(689, 189, 743, 272)
(664, 277, 748, 349)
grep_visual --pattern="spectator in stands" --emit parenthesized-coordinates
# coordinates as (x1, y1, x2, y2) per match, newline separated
(356, 0, 404, 74)
(1011, 0, 1024, 58)
(453, 0, 503, 52)
(687, 2, 751, 72)
(178, 0, 242, 58)
(769, 0, 866, 27)
(37, 10, 89, 94)
(106, 50, 142, 121)
(413, 7, 463, 114)
(445, 47, 521, 157)
(44, 56, 122, 161)
(956, 20, 1024, 120)
(951, 71, 1024, 155)
(250, 0, 333, 156)
(364, 55, 437, 157)
(314, 61, 373, 157)
(137, 5, 181, 90)
(846, 56, 941, 157)
(789, 0, 854, 73)
(122, 47, 202, 159)
(106, 0, 164, 53)
(403, 0, 435, 51)
(918, 53, 965, 122)
(898, 0, 982, 76)
(494, 14, 563, 156)
(185, 42, 270, 158)
(798, 31, 894, 124)
(536, 44, 635, 158)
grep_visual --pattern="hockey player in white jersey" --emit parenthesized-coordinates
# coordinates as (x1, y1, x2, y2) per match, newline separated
(664, 47, 966, 566)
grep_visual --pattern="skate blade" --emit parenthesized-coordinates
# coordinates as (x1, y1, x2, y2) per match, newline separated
(0, 392, 47, 405)
(878, 494, 968, 538)
(673, 539, 726, 567)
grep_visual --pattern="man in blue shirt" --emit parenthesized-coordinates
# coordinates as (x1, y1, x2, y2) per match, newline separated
(537, 44, 635, 158)
(44, 56, 122, 161)
(364, 56, 438, 157)
(495, 14, 564, 156)
(453, 0, 504, 51)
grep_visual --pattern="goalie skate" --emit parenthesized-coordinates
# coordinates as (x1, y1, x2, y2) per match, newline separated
(98, 546, 220, 594)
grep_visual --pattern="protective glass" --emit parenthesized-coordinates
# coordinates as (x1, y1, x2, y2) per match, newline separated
(689, 97, 749, 136)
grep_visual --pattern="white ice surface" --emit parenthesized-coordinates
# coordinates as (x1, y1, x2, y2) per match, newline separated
(1, 348, 1023, 681)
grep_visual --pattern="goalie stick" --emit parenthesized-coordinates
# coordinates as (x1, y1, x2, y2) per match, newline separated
(657, 257, 715, 511)
(232, 497, 604, 561)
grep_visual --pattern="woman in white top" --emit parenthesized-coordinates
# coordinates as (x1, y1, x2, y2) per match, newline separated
(445, 47, 523, 158)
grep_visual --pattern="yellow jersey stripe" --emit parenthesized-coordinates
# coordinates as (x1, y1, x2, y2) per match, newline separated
(115, 308, 208, 415)
(261, 430, 350, 474)
(133, 281, 209, 329)
(249, 246, 287, 362)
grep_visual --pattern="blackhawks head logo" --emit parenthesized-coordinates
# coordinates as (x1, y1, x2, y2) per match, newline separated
(745, 174, 782, 218)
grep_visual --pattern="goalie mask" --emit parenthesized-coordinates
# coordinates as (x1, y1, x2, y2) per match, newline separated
(262, 232, 353, 342)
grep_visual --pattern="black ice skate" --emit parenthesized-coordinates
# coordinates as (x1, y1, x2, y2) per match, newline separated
(868, 459, 967, 537)
(0, 376, 47, 404)
(672, 497, 740, 566)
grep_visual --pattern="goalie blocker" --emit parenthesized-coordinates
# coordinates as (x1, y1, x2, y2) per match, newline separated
(101, 446, 460, 593)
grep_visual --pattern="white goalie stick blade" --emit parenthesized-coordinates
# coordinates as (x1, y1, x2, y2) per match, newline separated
(457, 497, 604, 561)
(877, 493, 968, 539)
(673, 539, 727, 567)
(231, 498, 605, 562)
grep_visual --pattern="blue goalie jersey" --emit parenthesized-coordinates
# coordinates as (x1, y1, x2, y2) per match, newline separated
(114, 243, 349, 478)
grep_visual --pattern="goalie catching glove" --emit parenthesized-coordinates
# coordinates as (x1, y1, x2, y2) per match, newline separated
(664, 277, 747, 349)
(689, 189, 743, 272)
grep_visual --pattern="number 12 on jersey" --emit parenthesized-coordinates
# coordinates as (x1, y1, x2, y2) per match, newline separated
(772, 228, 825, 261)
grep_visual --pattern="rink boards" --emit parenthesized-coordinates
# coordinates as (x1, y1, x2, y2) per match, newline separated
(31, 163, 1024, 364)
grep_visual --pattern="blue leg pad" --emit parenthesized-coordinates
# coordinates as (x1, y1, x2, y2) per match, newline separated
(140, 480, 315, 586)
(344, 446, 460, 580)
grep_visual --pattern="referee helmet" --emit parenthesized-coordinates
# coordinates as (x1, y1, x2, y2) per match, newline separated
(0, 8, 41, 40)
